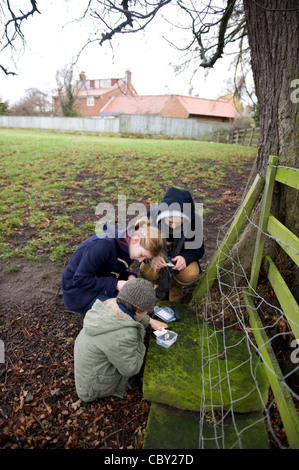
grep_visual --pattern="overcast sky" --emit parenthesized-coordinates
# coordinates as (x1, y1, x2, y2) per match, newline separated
(0, 1, 242, 105)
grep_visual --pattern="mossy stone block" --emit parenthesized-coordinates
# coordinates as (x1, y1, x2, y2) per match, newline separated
(143, 403, 269, 449)
(143, 303, 269, 413)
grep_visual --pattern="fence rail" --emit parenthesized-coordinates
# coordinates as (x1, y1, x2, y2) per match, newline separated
(0, 116, 260, 147)
(217, 127, 260, 147)
(0, 114, 232, 142)
(193, 155, 299, 448)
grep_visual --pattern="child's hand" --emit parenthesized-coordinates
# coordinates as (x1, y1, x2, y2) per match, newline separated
(150, 256, 167, 270)
(171, 255, 186, 271)
(116, 280, 127, 291)
(149, 318, 168, 330)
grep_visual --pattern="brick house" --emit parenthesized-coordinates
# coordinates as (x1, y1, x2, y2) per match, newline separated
(54, 70, 239, 123)
(54, 70, 137, 117)
(99, 94, 240, 123)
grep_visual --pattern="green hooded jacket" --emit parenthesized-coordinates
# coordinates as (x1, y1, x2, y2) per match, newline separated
(74, 298, 150, 402)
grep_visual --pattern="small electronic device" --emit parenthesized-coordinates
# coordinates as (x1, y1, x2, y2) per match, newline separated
(166, 261, 174, 267)
(153, 328, 168, 337)
(156, 330, 178, 348)
(153, 306, 180, 322)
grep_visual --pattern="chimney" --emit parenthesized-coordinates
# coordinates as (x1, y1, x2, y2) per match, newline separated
(79, 71, 87, 82)
(124, 69, 132, 94)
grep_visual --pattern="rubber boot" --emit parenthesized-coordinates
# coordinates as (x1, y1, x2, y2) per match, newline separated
(169, 281, 183, 303)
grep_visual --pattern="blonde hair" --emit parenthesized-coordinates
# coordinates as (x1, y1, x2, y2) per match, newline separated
(130, 217, 163, 258)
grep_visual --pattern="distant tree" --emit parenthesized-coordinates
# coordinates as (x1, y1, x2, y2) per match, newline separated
(10, 88, 51, 116)
(55, 66, 79, 117)
(217, 91, 244, 114)
(0, 97, 10, 115)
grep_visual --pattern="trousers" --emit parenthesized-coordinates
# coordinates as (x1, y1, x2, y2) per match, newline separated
(140, 261, 200, 302)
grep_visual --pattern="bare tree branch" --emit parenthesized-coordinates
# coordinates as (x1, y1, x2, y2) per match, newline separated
(89, 0, 173, 45)
(199, 0, 237, 67)
(1, 0, 40, 75)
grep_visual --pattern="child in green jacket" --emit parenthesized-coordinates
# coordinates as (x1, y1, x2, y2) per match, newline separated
(74, 278, 164, 402)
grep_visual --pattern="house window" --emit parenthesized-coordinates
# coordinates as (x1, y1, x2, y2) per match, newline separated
(87, 97, 94, 106)
(100, 79, 111, 88)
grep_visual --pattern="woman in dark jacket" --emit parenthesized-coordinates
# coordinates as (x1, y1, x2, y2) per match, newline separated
(140, 187, 205, 302)
(62, 218, 165, 324)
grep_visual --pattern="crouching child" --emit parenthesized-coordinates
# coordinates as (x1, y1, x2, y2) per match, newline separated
(74, 278, 161, 402)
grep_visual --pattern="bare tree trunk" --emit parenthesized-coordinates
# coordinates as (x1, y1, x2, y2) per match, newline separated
(244, 0, 299, 174)
(222, 1, 299, 285)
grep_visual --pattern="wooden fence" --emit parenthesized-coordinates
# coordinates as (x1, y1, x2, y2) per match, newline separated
(0, 115, 232, 142)
(193, 155, 299, 448)
(217, 127, 260, 147)
(243, 155, 299, 448)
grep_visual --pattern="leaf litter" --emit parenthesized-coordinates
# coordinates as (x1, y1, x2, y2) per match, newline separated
(0, 140, 274, 449)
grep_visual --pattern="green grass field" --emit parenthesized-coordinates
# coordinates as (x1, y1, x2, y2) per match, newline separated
(0, 129, 256, 264)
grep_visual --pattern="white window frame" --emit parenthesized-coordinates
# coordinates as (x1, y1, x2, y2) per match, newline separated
(100, 79, 111, 88)
(87, 97, 94, 106)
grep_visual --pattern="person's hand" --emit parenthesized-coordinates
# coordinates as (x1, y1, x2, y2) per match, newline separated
(149, 317, 168, 330)
(150, 256, 167, 270)
(116, 280, 127, 291)
(171, 255, 186, 271)
(128, 274, 136, 281)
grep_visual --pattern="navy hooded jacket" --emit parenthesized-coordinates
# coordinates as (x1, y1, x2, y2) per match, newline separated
(148, 187, 204, 266)
(61, 225, 133, 311)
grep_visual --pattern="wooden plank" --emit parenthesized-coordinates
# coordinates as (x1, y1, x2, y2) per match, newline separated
(267, 215, 299, 266)
(263, 256, 299, 342)
(192, 173, 264, 298)
(249, 128, 254, 147)
(249, 156, 279, 292)
(243, 290, 299, 448)
(275, 167, 299, 190)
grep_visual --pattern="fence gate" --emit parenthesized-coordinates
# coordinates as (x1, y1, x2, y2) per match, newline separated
(243, 155, 299, 448)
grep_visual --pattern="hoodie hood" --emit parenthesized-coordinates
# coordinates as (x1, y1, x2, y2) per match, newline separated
(83, 298, 138, 337)
(156, 187, 195, 223)
(97, 223, 130, 253)
(149, 187, 204, 252)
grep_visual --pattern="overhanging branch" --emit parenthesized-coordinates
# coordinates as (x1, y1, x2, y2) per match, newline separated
(1, 0, 40, 75)
(199, 0, 237, 67)
(96, 0, 172, 45)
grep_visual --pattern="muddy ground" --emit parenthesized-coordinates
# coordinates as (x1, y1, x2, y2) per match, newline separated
(1, 162, 289, 450)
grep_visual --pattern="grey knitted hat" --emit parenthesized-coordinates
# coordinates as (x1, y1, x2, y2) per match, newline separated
(117, 278, 156, 312)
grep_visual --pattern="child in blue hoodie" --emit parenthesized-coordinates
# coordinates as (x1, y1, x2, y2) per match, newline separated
(140, 187, 205, 302)
(62, 218, 166, 332)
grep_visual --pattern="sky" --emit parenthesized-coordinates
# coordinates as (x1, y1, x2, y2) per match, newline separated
(0, 1, 243, 106)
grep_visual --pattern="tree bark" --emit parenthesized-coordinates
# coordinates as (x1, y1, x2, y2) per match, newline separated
(243, 0, 299, 174)
(221, 1, 299, 289)
(244, 0, 299, 239)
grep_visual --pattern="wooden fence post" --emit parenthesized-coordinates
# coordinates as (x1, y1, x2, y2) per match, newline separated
(192, 173, 265, 299)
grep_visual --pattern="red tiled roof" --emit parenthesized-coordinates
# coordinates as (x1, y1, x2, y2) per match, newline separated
(101, 94, 240, 118)
(176, 95, 240, 118)
(77, 87, 111, 97)
(101, 95, 170, 114)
